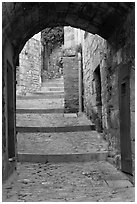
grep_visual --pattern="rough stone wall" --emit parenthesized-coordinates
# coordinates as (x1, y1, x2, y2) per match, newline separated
(105, 8, 134, 177)
(42, 45, 63, 80)
(82, 33, 106, 132)
(63, 26, 79, 113)
(63, 56, 79, 113)
(16, 33, 41, 95)
(130, 63, 135, 178)
(82, 8, 135, 176)
(2, 40, 17, 182)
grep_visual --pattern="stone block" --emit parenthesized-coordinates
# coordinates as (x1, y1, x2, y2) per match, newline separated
(64, 113, 77, 118)
(63, 56, 79, 113)
(106, 180, 133, 188)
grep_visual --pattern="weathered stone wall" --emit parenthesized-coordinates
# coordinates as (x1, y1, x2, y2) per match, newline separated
(2, 39, 17, 182)
(16, 33, 41, 95)
(82, 8, 135, 177)
(63, 56, 79, 113)
(82, 33, 105, 132)
(63, 26, 79, 113)
(104, 8, 134, 178)
(42, 45, 63, 81)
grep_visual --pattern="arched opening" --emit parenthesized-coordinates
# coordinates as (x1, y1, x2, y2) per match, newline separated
(2, 3, 135, 199)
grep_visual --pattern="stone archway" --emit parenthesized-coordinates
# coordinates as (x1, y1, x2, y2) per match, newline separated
(3, 2, 133, 60)
(2, 2, 135, 181)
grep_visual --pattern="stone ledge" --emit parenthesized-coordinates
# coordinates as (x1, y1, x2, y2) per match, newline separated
(16, 125, 96, 133)
(17, 152, 108, 163)
(105, 180, 133, 188)
(16, 108, 64, 114)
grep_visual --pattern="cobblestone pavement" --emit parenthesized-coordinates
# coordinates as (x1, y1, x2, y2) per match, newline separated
(3, 161, 134, 202)
(5, 78, 134, 202)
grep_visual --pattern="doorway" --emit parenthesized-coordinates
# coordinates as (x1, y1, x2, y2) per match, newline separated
(119, 63, 132, 175)
(93, 65, 103, 132)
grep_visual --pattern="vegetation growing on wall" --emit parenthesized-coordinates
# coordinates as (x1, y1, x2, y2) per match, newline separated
(41, 26, 64, 55)
(41, 26, 64, 79)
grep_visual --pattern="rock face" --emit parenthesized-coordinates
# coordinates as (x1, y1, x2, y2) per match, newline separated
(16, 33, 42, 95)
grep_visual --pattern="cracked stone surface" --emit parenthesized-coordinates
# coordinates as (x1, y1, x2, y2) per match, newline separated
(2, 161, 134, 202)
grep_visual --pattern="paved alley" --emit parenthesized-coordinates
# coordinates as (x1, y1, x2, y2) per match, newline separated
(3, 161, 134, 202)
(2, 77, 135, 202)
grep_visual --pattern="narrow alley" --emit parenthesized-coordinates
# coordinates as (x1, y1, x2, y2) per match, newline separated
(2, 2, 135, 202)
(2, 77, 134, 202)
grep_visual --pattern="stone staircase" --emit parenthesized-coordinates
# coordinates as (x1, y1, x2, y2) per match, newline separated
(3, 77, 134, 202)
(16, 77, 64, 100)
(16, 77, 108, 163)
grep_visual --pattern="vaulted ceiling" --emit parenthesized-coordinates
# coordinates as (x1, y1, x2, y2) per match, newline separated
(2, 2, 134, 56)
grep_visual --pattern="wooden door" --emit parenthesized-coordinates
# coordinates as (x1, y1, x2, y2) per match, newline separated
(119, 64, 132, 174)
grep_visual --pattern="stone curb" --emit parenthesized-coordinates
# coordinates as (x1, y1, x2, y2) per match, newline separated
(16, 108, 64, 114)
(16, 125, 96, 133)
(17, 152, 108, 163)
(16, 94, 64, 100)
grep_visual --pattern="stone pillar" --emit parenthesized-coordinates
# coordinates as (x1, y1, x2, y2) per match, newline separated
(63, 26, 81, 113)
(78, 52, 82, 113)
(2, 40, 17, 181)
(63, 49, 79, 113)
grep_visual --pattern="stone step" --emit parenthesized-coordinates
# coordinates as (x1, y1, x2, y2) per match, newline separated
(16, 113, 94, 128)
(16, 98, 64, 109)
(42, 78, 64, 86)
(16, 125, 96, 133)
(16, 108, 64, 114)
(42, 83, 64, 88)
(33, 91, 64, 95)
(16, 94, 64, 100)
(17, 152, 108, 163)
(40, 87, 64, 92)
(17, 131, 108, 155)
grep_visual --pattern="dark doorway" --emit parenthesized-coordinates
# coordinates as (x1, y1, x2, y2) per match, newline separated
(7, 61, 16, 159)
(94, 65, 103, 132)
(119, 63, 132, 175)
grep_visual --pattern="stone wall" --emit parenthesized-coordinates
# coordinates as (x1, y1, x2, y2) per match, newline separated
(16, 33, 41, 95)
(63, 26, 79, 113)
(63, 55, 79, 113)
(82, 8, 135, 177)
(42, 45, 63, 81)
(2, 39, 17, 182)
(82, 33, 105, 132)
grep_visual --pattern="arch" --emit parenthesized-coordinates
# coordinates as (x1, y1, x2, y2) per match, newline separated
(2, 2, 135, 182)
(2, 2, 134, 60)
